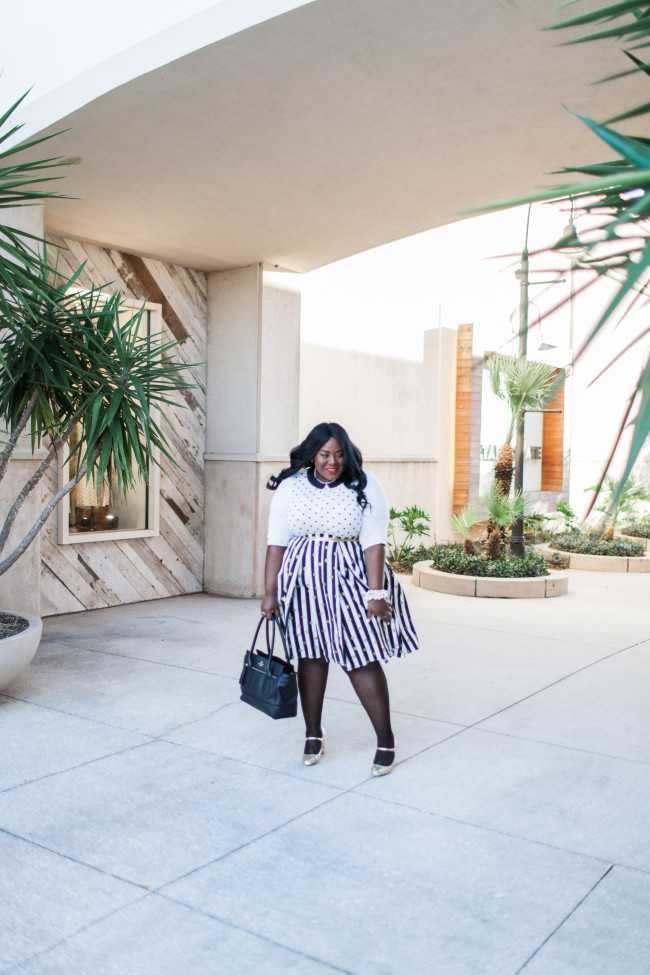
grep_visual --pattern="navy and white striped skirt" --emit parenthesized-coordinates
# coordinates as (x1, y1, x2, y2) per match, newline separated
(278, 536, 419, 671)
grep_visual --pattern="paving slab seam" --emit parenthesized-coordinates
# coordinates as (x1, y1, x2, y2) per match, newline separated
(513, 864, 615, 974)
(470, 725, 650, 768)
(0, 824, 153, 892)
(450, 637, 650, 734)
(152, 889, 359, 975)
(400, 618, 631, 651)
(320, 690, 471, 730)
(154, 784, 369, 894)
(146, 699, 236, 738)
(0, 739, 158, 797)
(0, 689, 165, 735)
(152, 732, 358, 789)
(348, 790, 619, 869)
(155, 733, 377, 791)
(0, 897, 150, 975)
(41, 643, 242, 682)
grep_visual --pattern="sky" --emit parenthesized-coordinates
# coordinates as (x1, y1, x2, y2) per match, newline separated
(298, 201, 578, 363)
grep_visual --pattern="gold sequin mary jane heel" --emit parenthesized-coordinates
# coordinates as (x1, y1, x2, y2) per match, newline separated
(302, 732, 325, 766)
(371, 743, 396, 777)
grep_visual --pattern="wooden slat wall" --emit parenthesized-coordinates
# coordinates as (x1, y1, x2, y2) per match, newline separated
(541, 381, 565, 492)
(41, 236, 206, 616)
(452, 323, 473, 514)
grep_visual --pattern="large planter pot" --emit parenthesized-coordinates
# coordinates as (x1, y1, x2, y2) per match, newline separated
(412, 562, 568, 598)
(535, 543, 650, 573)
(0, 610, 43, 691)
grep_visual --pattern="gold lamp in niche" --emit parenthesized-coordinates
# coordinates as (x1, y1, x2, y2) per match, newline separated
(69, 425, 118, 531)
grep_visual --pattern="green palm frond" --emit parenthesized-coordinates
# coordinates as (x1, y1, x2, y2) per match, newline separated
(470, 0, 650, 509)
(480, 484, 531, 529)
(451, 502, 480, 538)
(486, 355, 561, 443)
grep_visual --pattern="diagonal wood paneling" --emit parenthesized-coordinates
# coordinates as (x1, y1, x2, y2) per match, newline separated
(41, 236, 206, 616)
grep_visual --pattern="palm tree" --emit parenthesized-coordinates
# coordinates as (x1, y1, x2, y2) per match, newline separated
(486, 354, 562, 496)
(480, 483, 529, 559)
(450, 502, 480, 555)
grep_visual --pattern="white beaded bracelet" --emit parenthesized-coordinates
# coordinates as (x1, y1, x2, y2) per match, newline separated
(364, 589, 390, 603)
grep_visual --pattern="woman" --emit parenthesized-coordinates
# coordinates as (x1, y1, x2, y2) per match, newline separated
(261, 421, 419, 776)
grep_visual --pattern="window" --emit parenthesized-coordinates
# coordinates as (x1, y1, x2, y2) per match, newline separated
(57, 300, 162, 545)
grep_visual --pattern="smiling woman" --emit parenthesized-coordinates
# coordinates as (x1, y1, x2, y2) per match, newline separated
(260, 421, 419, 777)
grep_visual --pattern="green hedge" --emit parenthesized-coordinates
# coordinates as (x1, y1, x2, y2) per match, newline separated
(431, 546, 549, 578)
(550, 533, 644, 557)
(620, 521, 650, 539)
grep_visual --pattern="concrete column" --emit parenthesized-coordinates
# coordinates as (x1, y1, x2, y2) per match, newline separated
(203, 265, 300, 596)
(0, 206, 45, 617)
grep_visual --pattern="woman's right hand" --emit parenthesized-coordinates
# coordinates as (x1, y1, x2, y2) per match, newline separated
(260, 593, 280, 620)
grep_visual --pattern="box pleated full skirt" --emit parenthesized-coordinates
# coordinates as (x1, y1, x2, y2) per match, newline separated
(278, 536, 419, 671)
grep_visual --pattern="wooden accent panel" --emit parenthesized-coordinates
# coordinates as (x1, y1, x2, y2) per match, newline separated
(41, 236, 206, 616)
(120, 253, 190, 343)
(541, 381, 565, 492)
(453, 323, 473, 514)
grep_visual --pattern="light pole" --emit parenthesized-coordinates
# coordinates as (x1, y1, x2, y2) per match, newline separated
(509, 208, 531, 558)
(509, 205, 577, 558)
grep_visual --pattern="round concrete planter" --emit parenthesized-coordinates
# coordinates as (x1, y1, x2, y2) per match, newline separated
(0, 611, 42, 691)
(412, 561, 568, 598)
(535, 543, 650, 573)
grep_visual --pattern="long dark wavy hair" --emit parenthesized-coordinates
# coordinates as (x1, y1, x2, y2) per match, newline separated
(267, 421, 368, 509)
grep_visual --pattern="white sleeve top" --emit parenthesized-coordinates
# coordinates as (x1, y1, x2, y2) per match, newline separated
(267, 469, 389, 550)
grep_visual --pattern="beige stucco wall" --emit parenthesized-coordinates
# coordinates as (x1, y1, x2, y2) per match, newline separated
(299, 326, 457, 541)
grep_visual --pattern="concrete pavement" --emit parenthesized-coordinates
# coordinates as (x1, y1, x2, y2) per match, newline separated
(0, 570, 648, 974)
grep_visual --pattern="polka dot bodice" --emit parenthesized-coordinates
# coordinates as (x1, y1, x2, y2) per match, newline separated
(287, 470, 362, 538)
(267, 468, 389, 551)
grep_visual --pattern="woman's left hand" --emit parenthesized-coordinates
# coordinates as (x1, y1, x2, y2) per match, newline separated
(367, 598, 393, 623)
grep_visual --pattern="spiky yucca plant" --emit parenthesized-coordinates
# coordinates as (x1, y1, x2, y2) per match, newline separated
(587, 472, 650, 535)
(485, 356, 562, 497)
(451, 502, 480, 555)
(0, 95, 194, 578)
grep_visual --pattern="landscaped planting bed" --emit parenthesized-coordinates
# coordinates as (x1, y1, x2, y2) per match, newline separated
(535, 542, 650, 573)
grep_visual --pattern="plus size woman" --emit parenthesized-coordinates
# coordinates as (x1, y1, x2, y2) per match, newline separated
(261, 421, 418, 776)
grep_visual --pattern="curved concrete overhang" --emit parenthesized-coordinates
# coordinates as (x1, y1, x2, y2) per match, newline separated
(16, 0, 649, 273)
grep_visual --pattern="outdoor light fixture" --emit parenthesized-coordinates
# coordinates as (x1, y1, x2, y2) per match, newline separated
(552, 199, 586, 255)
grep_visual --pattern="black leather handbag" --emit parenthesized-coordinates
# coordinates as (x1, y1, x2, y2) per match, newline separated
(239, 616, 298, 719)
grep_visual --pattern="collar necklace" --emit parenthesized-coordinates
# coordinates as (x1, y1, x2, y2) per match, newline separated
(307, 468, 344, 489)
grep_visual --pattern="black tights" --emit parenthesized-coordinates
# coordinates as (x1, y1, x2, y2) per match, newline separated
(298, 657, 394, 757)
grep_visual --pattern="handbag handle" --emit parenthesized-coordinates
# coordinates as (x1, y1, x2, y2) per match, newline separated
(250, 615, 291, 668)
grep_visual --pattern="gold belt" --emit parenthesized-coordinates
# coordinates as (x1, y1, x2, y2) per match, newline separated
(301, 534, 359, 542)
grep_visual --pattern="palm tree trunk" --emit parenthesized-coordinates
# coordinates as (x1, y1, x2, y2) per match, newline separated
(494, 441, 514, 496)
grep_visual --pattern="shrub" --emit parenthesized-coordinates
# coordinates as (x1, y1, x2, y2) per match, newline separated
(387, 507, 430, 563)
(389, 544, 442, 574)
(620, 520, 650, 539)
(550, 532, 644, 557)
(431, 546, 548, 578)
(544, 551, 570, 571)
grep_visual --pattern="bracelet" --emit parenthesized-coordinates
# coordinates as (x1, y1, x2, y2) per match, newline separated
(364, 589, 389, 603)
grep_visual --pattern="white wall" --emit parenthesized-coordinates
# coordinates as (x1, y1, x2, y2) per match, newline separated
(299, 327, 457, 541)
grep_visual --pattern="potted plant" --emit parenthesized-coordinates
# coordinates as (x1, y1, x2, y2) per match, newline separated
(0, 95, 193, 689)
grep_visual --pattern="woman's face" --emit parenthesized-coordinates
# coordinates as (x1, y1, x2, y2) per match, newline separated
(313, 437, 345, 482)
